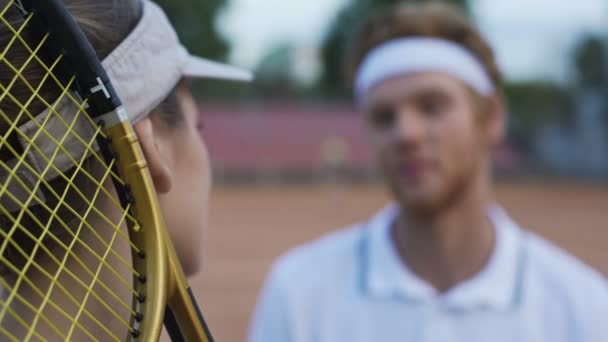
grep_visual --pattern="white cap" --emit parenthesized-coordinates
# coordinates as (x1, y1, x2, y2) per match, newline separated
(0, 0, 252, 211)
(102, 0, 253, 123)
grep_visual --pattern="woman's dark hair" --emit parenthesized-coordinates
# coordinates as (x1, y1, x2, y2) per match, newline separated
(0, 0, 182, 279)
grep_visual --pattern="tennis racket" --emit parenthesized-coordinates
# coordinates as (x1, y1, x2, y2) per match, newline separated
(0, 0, 213, 340)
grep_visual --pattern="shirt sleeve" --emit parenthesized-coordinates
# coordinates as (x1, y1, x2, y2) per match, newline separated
(582, 276, 608, 341)
(247, 264, 293, 342)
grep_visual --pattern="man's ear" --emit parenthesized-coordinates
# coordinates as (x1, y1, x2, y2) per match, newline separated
(484, 94, 506, 146)
(133, 116, 173, 194)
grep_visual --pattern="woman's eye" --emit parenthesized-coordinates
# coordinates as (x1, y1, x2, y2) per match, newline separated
(195, 114, 205, 131)
(195, 118, 206, 140)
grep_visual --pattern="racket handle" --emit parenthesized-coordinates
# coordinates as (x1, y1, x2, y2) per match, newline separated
(163, 289, 214, 342)
(187, 287, 215, 341)
(163, 307, 182, 342)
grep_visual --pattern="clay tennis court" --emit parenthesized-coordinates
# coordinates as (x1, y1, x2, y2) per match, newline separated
(189, 181, 608, 342)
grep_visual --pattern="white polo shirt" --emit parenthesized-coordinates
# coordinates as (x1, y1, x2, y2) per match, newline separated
(248, 205, 608, 342)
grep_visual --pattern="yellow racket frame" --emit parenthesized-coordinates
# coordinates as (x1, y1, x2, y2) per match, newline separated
(107, 118, 211, 341)
(0, 0, 214, 339)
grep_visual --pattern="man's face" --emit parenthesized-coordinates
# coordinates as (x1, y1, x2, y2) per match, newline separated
(363, 72, 503, 215)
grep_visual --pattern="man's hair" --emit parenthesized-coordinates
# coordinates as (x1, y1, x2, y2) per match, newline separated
(347, 2, 501, 90)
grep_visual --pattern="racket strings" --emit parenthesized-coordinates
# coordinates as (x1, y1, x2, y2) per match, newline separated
(0, 1, 146, 340)
(0, 205, 139, 319)
(0, 8, 140, 229)
(0, 101, 142, 272)
(0, 255, 119, 342)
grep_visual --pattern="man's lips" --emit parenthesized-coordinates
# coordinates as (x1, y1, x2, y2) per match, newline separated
(396, 159, 434, 180)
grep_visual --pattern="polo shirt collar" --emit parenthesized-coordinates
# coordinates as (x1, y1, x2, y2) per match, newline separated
(364, 204, 522, 311)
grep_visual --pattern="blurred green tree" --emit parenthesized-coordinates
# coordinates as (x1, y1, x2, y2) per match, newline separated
(495, 36, 608, 156)
(155, 0, 249, 100)
(574, 35, 608, 89)
(319, 0, 469, 99)
(155, 0, 229, 61)
(503, 81, 574, 151)
(572, 35, 608, 132)
(253, 43, 299, 99)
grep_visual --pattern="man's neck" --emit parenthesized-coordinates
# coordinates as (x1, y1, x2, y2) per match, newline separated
(391, 178, 496, 293)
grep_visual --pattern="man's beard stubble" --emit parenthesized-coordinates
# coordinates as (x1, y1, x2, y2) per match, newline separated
(387, 158, 480, 220)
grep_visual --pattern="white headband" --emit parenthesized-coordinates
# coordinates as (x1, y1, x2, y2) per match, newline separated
(354, 37, 494, 106)
(0, 0, 252, 211)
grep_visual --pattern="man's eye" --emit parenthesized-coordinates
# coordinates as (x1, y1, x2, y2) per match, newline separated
(369, 107, 396, 129)
(418, 94, 447, 117)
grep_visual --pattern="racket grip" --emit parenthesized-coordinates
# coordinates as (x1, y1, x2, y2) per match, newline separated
(163, 288, 214, 342)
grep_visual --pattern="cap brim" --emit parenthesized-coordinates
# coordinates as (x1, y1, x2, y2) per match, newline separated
(184, 55, 253, 82)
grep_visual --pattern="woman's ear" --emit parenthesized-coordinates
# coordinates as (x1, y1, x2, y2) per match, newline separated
(133, 116, 173, 194)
